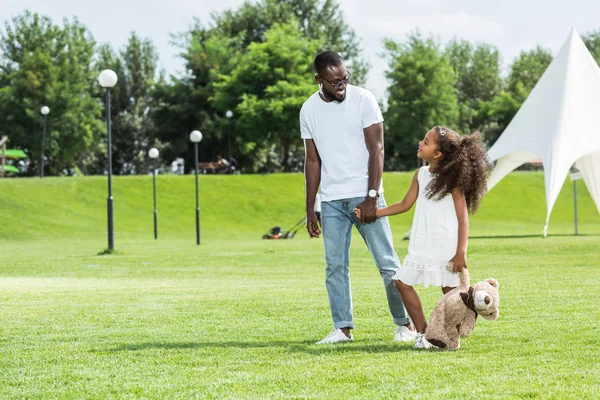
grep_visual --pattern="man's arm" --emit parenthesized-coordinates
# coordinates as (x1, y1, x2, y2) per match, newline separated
(304, 138, 321, 238)
(356, 122, 384, 223)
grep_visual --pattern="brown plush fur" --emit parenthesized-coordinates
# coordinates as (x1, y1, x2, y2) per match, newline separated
(425, 269, 500, 350)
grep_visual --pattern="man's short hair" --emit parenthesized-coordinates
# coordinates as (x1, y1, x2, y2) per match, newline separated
(313, 51, 343, 76)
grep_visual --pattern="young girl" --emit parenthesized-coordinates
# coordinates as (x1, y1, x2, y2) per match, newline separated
(355, 126, 492, 348)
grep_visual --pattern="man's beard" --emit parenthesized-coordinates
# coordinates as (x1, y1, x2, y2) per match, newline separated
(322, 87, 346, 103)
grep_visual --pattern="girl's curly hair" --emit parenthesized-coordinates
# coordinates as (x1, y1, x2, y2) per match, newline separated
(426, 126, 493, 214)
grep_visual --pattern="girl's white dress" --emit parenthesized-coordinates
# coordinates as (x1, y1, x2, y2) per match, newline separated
(392, 166, 460, 288)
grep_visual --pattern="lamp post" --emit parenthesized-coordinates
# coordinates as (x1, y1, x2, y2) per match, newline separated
(98, 69, 118, 251)
(225, 110, 233, 162)
(570, 169, 582, 235)
(40, 106, 50, 178)
(190, 130, 203, 245)
(149, 148, 159, 239)
(574, 178, 579, 235)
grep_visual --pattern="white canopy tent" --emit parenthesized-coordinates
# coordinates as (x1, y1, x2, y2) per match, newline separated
(487, 28, 600, 236)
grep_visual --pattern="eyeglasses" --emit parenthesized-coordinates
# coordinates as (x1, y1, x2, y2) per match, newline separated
(319, 72, 351, 90)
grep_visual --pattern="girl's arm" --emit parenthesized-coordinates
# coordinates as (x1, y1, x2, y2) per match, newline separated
(449, 188, 469, 272)
(376, 170, 420, 218)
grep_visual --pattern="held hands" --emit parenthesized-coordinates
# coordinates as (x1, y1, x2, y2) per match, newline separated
(448, 252, 467, 273)
(306, 211, 321, 238)
(353, 207, 378, 221)
(353, 198, 378, 224)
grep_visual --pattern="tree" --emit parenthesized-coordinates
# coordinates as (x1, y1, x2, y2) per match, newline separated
(0, 11, 103, 176)
(212, 22, 321, 171)
(383, 33, 459, 170)
(446, 40, 502, 136)
(154, 0, 367, 173)
(152, 32, 240, 173)
(478, 46, 552, 146)
(582, 30, 600, 65)
(92, 33, 162, 175)
(205, 0, 368, 84)
(506, 45, 552, 102)
(477, 89, 524, 146)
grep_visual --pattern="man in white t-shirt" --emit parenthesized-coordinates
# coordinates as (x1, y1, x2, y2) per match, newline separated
(301, 51, 416, 344)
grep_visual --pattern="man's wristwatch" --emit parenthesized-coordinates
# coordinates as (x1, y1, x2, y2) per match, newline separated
(367, 189, 379, 199)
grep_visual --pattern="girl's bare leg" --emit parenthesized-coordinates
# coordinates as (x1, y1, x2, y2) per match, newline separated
(395, 280, 427, 333)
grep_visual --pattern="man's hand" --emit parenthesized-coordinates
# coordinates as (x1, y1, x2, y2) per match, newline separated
(306, 211, 321, 238)
(356, 197, 378, 224)
(448, 252, 467, 273)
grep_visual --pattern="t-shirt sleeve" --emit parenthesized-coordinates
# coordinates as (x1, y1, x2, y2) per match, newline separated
(361, 91, 384, 129)
(300, 106, 312, 139)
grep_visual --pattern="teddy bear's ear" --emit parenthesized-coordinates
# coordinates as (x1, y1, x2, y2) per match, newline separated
(486, 278, 499, 289)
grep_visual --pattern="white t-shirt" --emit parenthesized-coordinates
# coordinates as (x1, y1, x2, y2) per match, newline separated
(300, 84, 384, 201)
(314, 193, 321, 213)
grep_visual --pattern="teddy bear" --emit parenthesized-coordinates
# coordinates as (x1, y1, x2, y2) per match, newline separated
(424, 267, 500, 350)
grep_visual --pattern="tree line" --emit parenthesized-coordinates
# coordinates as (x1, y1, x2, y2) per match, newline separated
(1, 1, 599, 176)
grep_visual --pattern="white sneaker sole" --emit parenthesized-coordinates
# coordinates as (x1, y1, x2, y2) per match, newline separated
(316, 335, 353, 345)
(394, 334, 417, 343)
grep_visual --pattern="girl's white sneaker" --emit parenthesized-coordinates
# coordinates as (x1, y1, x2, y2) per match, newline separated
(394, 325, 417, 342)
(414, 333, 433, 349)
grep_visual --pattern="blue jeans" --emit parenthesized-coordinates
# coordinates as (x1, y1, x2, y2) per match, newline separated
(321, 195, 410, 329)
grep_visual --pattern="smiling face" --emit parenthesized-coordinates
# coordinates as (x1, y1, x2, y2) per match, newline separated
(315, 62, 349, 102)
(417, 129, 442, 162)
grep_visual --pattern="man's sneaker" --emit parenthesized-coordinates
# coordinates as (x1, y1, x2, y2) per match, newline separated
(414, 332, 433, 349)
(316, 329, 353, 344)
(394, 325, 418, 342)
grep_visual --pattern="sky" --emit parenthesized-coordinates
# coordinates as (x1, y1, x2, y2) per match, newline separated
(2, 0, 600, 100)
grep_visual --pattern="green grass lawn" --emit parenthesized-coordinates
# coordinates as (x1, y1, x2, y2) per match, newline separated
(1, 173, 599, 398)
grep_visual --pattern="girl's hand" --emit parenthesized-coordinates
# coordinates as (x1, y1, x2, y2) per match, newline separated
(356, 207, 384, 219)
(449, 252, 467, 273)
(355, 198, 378, 223)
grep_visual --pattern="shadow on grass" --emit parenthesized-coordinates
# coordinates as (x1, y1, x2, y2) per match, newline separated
(295, 342, 416, 354)
(104, 340, 415, 354)
(469, 233, 599, 240)
(97, 248, 115, 256)
(108, 341, 307, 351)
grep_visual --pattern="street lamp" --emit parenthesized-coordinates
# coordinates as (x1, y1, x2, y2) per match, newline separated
(149, 148, 159, 239)
(40, 106, 50, 178)
(190, 130, 203, 245)
(225, 110, 233, 162)
(98, 69, 118, 251)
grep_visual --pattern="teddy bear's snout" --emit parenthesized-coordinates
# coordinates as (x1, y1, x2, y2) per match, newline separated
(474, 290, 493, 308)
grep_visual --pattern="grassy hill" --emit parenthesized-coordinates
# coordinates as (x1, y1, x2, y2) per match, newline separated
(1, 172, 599, 398)
(1, 171, 599, 242)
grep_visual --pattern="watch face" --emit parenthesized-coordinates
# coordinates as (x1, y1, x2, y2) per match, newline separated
(368, 190, 377, 197)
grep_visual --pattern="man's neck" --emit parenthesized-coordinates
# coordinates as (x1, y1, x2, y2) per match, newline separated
(318, 86, 348, 103)
(318, 91, 333, 103)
